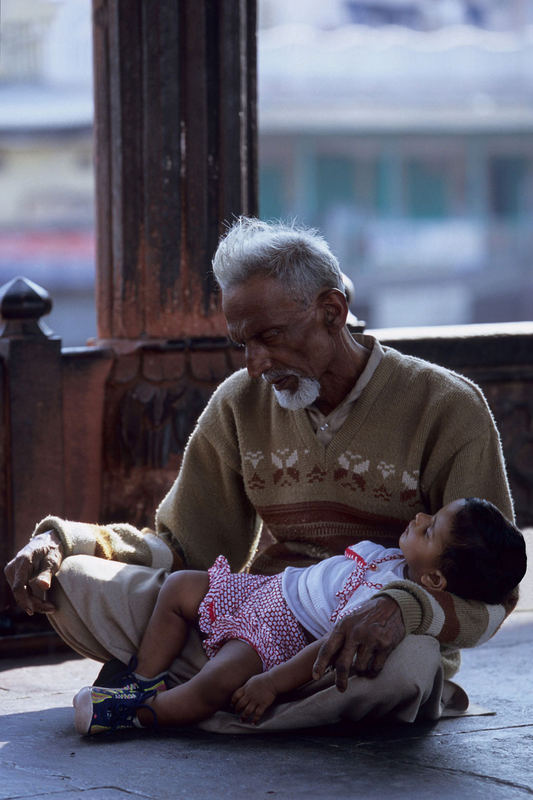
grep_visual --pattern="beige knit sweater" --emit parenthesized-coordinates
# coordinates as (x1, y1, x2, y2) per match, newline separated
(36, 337, 515, 677)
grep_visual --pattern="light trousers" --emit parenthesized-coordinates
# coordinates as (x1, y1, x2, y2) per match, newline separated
(48, 555, 465, 733)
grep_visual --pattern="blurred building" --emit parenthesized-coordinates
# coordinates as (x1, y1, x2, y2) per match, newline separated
(258, 18, 533, 326)
(260, 0, 533, 31)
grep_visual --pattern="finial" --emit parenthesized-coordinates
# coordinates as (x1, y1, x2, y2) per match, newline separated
(0, 277, 54, 338)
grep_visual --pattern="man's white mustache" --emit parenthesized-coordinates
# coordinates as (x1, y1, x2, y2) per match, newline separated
(262, 369, 304, 383)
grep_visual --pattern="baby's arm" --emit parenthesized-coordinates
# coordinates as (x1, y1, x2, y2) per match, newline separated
(232, 638, 325, 724)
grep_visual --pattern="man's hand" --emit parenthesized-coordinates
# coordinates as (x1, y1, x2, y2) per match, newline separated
(232, 673, 278, 724)
(312, 596, 405, 691)
(4, 531, 64, 615)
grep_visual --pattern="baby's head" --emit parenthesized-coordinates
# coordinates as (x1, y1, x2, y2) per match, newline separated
(400, 498, 526, 604)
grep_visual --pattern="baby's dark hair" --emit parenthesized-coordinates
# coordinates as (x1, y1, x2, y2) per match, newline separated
(438, 498, 526, 604)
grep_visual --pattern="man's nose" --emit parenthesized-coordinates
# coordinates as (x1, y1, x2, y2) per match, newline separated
(415, 512, 430, 527)
(245, 341, 272, 378)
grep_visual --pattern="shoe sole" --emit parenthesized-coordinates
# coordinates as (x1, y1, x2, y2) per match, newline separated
(72, 686, 93, 735)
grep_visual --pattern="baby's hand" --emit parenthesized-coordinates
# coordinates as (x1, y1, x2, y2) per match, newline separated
(231, 673, 278, 725)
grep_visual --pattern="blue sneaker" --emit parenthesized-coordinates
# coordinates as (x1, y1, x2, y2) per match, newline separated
(73, 685, 158, 735)
(98, 655, 168, 694)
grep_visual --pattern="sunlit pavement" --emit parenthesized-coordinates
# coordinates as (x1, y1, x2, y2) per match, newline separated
(1, 532, 532, 800)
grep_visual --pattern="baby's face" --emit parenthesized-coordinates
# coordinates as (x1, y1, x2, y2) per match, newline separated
(399, 499, 466, 583)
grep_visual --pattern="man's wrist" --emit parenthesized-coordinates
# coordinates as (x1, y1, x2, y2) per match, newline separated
(155, 530, 186, 571)
(48, 530, 63, 549)
(376, 589, 422, 635)
(30, 528, 63, 552)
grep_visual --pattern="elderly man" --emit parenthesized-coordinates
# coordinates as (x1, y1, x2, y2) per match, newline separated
(5, 218, 514, 731)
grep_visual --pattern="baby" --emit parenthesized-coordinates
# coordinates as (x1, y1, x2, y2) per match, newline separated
(73, 497, 526, 734)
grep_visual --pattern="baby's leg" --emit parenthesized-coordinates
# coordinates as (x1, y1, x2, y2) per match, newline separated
(135, 570, 209, 679)
(138, 639, 262, 727)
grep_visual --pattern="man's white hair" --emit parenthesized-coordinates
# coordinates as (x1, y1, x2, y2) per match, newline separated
(212, 217, 344, 304)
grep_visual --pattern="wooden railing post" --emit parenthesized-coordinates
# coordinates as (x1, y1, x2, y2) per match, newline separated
(0, 277, 65, 594)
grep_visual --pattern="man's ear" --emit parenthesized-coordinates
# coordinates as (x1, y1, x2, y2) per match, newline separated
(420, 570, 447, 592)
(317, 288, 348, 332)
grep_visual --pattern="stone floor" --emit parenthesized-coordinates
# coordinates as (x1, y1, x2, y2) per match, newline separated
(1, 533, 532, 800)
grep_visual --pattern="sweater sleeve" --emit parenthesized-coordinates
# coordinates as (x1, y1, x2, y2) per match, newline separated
(31, 429, 255, 575)
(153, 373, 262, 572)
(389, 374, 516, 650)
(422, 388, 514, 522)
(429, 432, 514, 521)
(32, 516, 176, 571)
(375, 579, 517, 649)
(155, 426, 260, 572)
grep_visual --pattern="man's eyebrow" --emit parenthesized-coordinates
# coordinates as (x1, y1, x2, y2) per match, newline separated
(230, 323, 283, 344)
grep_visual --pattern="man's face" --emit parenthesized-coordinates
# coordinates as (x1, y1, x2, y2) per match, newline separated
(222, 275, 333, 409)
(399, 499, 466, 584)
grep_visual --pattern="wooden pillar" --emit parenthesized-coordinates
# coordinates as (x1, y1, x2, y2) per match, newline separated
(92, 0, 257, 341)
